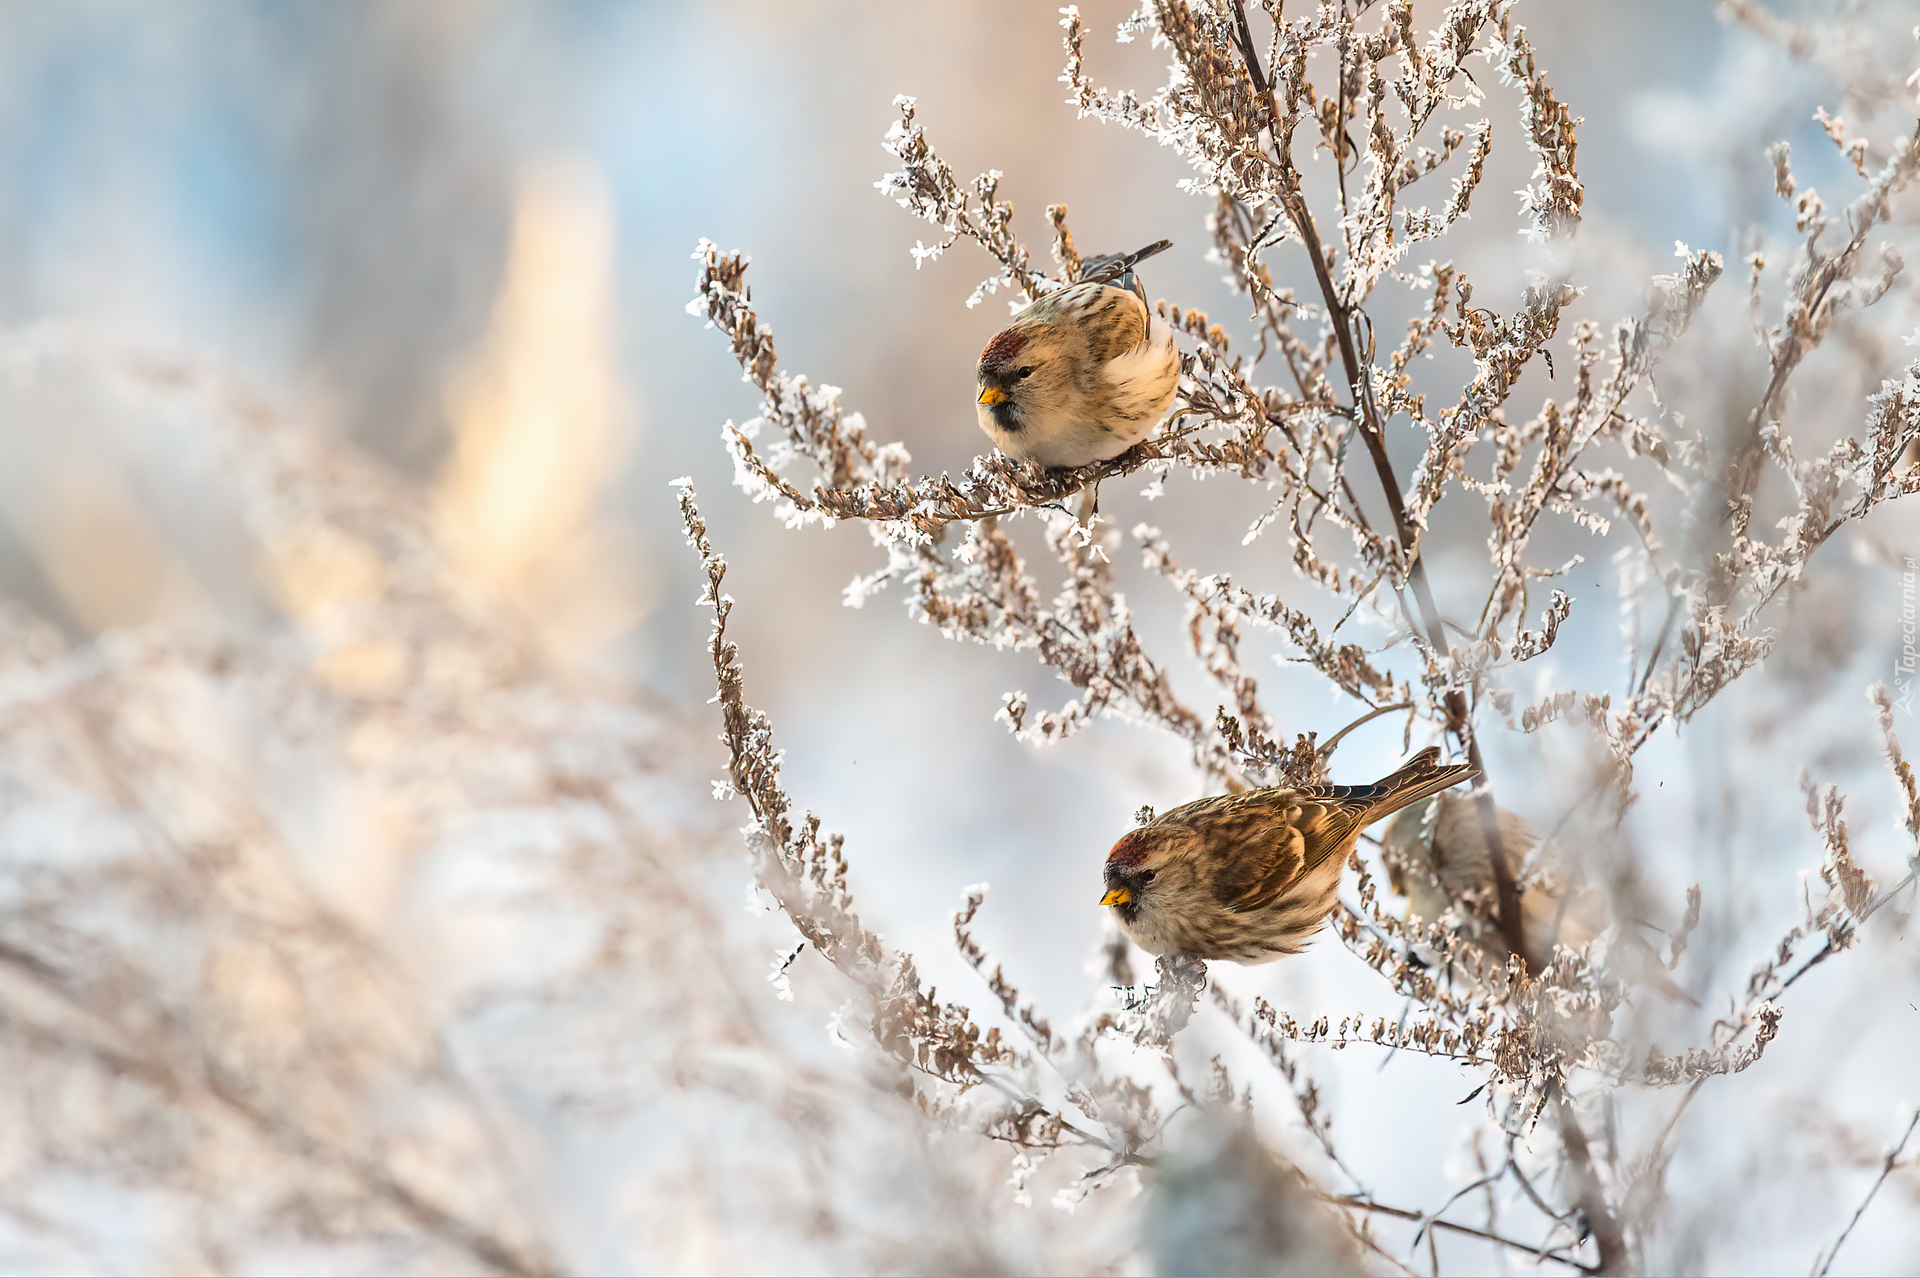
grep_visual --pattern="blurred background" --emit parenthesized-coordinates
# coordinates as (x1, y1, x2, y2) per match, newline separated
(0, 1, 1916, 1273)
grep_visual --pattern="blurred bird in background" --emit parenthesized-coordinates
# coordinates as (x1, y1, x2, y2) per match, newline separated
(1383, 792, 1696, 1004)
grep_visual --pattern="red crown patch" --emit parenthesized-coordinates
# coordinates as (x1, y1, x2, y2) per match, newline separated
(1107, 830, 1151, 866)
(978, 328, 1030, 366)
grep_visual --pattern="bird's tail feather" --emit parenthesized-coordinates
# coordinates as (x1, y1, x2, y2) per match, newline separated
(1081, 238, 1174, 295)
(1363, 747, 1480, 825)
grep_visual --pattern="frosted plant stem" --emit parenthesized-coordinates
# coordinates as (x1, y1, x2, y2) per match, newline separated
(1812, 1108, 1920, 1278)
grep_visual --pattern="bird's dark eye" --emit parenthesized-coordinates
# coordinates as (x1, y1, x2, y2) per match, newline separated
(1139, 869, 1157, 885)
(1016, 366, 1034, 379)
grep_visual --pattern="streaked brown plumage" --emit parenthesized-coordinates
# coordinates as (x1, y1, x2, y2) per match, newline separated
(1101, 748, 1479, 964)
(975, 240, 1180, 470)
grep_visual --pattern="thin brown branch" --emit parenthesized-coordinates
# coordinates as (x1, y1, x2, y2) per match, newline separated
(1331, 1194, 1599, 1274)
(1812, 1108, 1920, 1277)
(1550, 1083, 1629, 1275)
(1230, 0, 1533, 971)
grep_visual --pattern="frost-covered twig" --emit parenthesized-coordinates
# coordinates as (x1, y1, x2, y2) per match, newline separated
(1812, 1108, 1920, 1278)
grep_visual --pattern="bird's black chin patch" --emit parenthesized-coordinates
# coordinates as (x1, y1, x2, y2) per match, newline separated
(988, 401, 1022, 432)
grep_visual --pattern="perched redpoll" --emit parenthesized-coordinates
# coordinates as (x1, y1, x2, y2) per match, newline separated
(1383, 792, 1696, 1002)
(1101, 748, 1478, 964)
(974, 240, 1180, 470)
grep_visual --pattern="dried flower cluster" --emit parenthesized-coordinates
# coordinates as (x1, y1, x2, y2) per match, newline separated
(690, 2, 1920, 1273)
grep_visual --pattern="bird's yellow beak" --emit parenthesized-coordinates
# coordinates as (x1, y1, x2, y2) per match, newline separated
(977, 385, 1007, 406)
(1100, 887, 1130, 908)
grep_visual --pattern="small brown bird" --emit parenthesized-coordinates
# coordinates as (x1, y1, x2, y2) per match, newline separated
(974, 240, 1180, 470)
(1101, 748, 1479, 964)
(1383, 792, 1696, 1003)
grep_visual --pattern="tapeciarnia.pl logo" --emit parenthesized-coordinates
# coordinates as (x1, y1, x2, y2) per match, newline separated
(1899, 555, 1917, 715)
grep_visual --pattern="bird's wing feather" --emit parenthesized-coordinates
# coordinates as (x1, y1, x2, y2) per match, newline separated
(1219, 753, 1478, 915)
(1224, 790, 1379, 913)
(1172, 789, 1370, 915)
(1100, 307, 1171, 376)
(1085, 290, 1149, 364)
(1152, 752, 1478, 919)
(1215, 809, 1308, 913)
